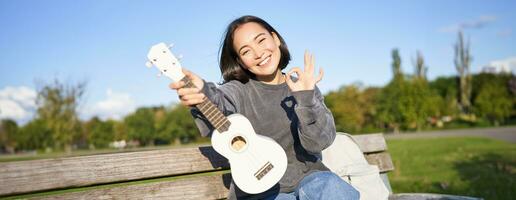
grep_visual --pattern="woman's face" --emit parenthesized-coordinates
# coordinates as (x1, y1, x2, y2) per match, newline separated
(233, 22, 282, 80)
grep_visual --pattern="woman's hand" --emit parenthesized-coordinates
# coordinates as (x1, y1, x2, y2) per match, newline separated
(169, 68, 206, 106)
(286, 51, 324, 92)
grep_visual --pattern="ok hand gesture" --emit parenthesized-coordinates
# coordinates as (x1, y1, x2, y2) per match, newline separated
(286, 51, 324, 92)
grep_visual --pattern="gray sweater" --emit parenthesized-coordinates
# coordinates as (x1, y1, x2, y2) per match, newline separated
(190, 78, 336, 199)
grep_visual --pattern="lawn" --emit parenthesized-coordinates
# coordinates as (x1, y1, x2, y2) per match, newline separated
(387, 137, 515, 200)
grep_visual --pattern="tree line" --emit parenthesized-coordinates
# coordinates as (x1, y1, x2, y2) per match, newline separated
(1, 31, 515, 153)
(0, 80, 204, 154)
(325, 32, 515, 134)
(325, 64, 514, 134)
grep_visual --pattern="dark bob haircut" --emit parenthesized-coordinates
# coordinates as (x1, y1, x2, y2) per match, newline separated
(219, 15, 291, 83)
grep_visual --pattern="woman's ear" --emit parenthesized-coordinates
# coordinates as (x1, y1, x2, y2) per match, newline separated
(271, 32, 281, 47)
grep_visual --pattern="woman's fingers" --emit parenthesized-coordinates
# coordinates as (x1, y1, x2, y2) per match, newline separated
(182, 68, 193, 77)
(180, 97, 205, 106)
(303, 50, 316, 74)
(177, 87, 201, 97)
(311, 54, 315, 73)
(304, 50, 311, 73)
(179, 91, 205, 106)
(287, 67, 302, 79)
(180, 92, 205, 102)
(167, 68, 205, 106)
(316, 67, 324, 83)
(183, 69, 196, 81)
(182, 68, 204, 89)
(286, 67, 301, 88)
(169, 81, 184, 90)
(304, 50, 308, 71)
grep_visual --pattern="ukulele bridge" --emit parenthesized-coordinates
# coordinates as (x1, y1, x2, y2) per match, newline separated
(254, 162, 274, 180)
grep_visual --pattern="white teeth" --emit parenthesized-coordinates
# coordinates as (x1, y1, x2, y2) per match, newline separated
(259, 56, 271, 66)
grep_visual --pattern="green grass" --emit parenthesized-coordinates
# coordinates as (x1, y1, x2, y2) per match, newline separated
(387, 137, 516, 200)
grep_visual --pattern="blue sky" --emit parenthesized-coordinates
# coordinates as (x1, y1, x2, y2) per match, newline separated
(1, 0, 515, 123)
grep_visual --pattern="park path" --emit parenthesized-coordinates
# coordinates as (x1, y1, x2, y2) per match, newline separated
(384, 126, 516, 143)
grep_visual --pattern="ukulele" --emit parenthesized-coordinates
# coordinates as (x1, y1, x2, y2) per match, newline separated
(146, 43, 287, 194)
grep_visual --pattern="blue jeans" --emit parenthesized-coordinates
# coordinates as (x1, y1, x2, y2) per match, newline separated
(265, 171, 360, 200)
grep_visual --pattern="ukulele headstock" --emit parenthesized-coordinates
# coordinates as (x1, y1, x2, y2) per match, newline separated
(146, 43, 185, 82)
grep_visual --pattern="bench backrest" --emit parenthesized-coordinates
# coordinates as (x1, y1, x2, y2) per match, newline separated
(0, 133, 393, 199)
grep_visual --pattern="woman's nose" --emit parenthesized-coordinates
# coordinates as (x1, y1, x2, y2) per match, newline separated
(254, 49, 265, 59)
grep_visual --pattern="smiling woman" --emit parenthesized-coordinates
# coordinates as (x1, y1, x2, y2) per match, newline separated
(232, 23, 283, 84)
(168, 15, 359, 200)
(218, 16, 291, 85)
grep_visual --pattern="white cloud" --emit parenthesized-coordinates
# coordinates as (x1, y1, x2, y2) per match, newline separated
(84, 89, 136, 121)
(0, 86, 37, 123)
(0, 99, 30, 120)
(482, 56, 516, 73)
(439, 15, 497, 33)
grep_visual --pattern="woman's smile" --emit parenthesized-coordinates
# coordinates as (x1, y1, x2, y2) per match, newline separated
(258, 55, 271, 67)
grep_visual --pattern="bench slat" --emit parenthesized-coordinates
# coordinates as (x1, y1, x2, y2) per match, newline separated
(365, 151, 395, 172)
(352, 133, 388, 153)
(0, 146, 228, 196)
(34, 174, 231, 200)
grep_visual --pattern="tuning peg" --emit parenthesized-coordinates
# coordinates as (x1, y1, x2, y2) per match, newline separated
(177, 54, 183, 60)
(145, 61, 153, 68)
(168, 43, 174, 49)
(157, 72, 162, 78)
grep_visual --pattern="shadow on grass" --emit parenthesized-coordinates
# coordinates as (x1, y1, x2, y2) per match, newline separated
(450, 153, 515, 200)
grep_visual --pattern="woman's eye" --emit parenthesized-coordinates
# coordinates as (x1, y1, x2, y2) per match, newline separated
(259, 38, 266, 43)
(242, 50, 249, 55)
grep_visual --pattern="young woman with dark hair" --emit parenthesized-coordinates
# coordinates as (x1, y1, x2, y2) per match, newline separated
(169, 15, 360, 200)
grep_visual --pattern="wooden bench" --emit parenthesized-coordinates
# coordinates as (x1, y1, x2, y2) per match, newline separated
(0, 133, 482, 199)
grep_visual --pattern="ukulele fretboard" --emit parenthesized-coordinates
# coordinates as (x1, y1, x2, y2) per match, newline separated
(181, 76, 231, 133)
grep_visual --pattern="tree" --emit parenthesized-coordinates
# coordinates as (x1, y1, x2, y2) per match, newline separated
(378, 78, 441, 132)
(113, 121, 128, 141)
(151, 104, 201, 145)
(392, 48, 403, 79)
(377, 49, 442, 132)
(377, 73, 405, 133)
(413, 50, 427, 80)
(0, 119, 19, 153)
(472, 73, 513, 125)
(409, 78, 442, 130)
(454, 31, 473, 114)
(474, 81, 512, 126)
(18, 119, 52, 151)
(377, 49, 406, 133)
(429, 76, 459, 117)
(361, 87, 382, 132)
(36, 79, 86, 153)
(124, 107, 156, 146)
(509, 77, 516, 95)
(325, 85, 375, 133)
(154, 106, 173, 145)
(84, 117, 115, 149)
(167, 105, 201, 144)
(509, 76, 516, 118)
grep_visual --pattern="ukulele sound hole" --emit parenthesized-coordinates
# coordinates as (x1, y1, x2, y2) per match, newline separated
(231, 136, 247, 152)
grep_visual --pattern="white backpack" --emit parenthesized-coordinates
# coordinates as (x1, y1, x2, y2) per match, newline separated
(321, 133, 390, 200)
